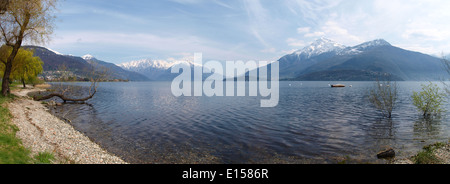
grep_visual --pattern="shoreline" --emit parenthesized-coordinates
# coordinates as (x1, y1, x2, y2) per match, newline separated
(8, 87, 127, 164)
(393, 142, 450, 164)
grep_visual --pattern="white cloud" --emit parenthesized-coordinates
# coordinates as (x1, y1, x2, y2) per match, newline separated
(243, 0, 272, 47)
(48, 31, 252, 62)
(90, 8, 147, 24)
(53, 0, 450, 63)
(260, 47, 277, 53)
(251, 28, 270, 48)
(402, 28, 449, 41)
(320, 21, 363, 44)
(280, 49, 297, 55)
(304, 31, 325, 38)
(212, 0, 234, 9)
(285, 0, 450, 54)
(298, 21, 362, 45)
(396, 43, 441, 56)
(286, 38, 307, 47)
(296, 27, 310, 34)
(288, 0, 343, 24)
(169, 0, 205, 4)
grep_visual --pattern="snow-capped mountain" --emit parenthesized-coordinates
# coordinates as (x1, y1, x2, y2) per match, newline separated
(118, 58, 208, 81)
(276, 38, 446, 81)
(292, 38, 393, 59)
(119, 59, 172, 70)
(348, 39, 391, 52)
(81, 54, 149, 81)
(293, 37, 347, 59)
(82, 54, 95, 61)
(118, 58, 203, 70)
(45, 47, 64, 56)
(20, 46, 149, 81)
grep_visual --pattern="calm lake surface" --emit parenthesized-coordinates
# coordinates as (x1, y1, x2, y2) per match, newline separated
(50, 81, 450, 163)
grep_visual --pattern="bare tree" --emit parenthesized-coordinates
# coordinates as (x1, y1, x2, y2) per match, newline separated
(369, 79, 398, 118)
(0, 0, 57, 96)
(33, 65, 110, 103)
(441, 55, 450, 95)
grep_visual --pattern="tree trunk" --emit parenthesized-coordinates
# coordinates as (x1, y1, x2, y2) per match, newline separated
(1, 11, 30, 96)
(1, 46, 19, 96)
(22, 78, 26, 88)
(1, 74, 10, 96)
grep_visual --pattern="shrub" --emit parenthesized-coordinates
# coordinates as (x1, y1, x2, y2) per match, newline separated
(412, 82, 446, 118)
(369, 80, 398, 118)
(412, 142, 446, 164)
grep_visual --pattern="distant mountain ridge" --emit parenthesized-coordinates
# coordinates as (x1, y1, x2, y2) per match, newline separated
(117, 38, 446, 81)
(24, 46, 92, 74)
(26, 37, 446, 82)
(23, 46, 149, 81)
(276, 38, 446, 81)
(82, 55, 149, 81)
(118, 58, 207, 81)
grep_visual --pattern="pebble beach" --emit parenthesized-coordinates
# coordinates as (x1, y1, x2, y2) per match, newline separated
(8, 87, 127, 164)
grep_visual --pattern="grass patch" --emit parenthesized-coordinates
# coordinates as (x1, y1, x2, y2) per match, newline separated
(0, 94, 33, 164)
(0, 94, 57, 164)
(412, 142, 446, 164)
(33, 152, 55, 164)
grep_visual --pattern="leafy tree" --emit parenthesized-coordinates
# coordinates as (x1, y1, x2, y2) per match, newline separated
(0, 0, 57, 96)
(12, 48, 43, 88)
(412, 82, 446, 118)
(0, 45, 43, 88)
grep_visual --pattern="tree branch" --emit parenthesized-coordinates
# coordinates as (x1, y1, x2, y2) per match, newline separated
(33, 90, 97, 102)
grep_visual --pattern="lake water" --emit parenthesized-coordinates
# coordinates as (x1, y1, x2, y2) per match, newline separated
(49, 81, 450, 163)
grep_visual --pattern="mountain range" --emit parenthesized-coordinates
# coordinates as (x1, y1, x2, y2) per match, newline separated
(118, 59, 209, 81)
(117, 38, 447, 81)
(82, 54, 149, 81)
(23, 46, 149, 81)
(277, 38, 446, 81)
(24, 37, 448, 82)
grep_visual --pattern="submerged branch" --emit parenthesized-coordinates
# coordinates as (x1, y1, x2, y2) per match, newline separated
(33, 62, 109, 103)
(33, 89, 96, 102)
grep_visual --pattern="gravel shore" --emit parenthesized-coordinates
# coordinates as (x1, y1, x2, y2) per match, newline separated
(8, 87, 127, 164)
(393, 143, 450, 164)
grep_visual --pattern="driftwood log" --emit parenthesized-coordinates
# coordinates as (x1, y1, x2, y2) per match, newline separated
(33, 77, 100, 103)
(33, 64, 108, 103)
(33, 90, 96, 102)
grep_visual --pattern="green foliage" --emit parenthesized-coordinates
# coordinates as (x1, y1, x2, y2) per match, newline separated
(0, 45, 44, 87)
(0, 95, 32, 164)
(0, 95, 57, 164)
(412, 142, 446, 164)
(33, 152, 55, 164)
(368, 80, 398, 118)
(412, 82, 446, 118)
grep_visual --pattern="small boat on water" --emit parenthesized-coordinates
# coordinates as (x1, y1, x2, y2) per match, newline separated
(330, 84, 345, 88)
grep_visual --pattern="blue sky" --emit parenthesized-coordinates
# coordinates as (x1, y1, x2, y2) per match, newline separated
(45, 0, 450, 64)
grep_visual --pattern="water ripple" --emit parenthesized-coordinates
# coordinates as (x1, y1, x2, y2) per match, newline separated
(51, 81, 450, 163)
